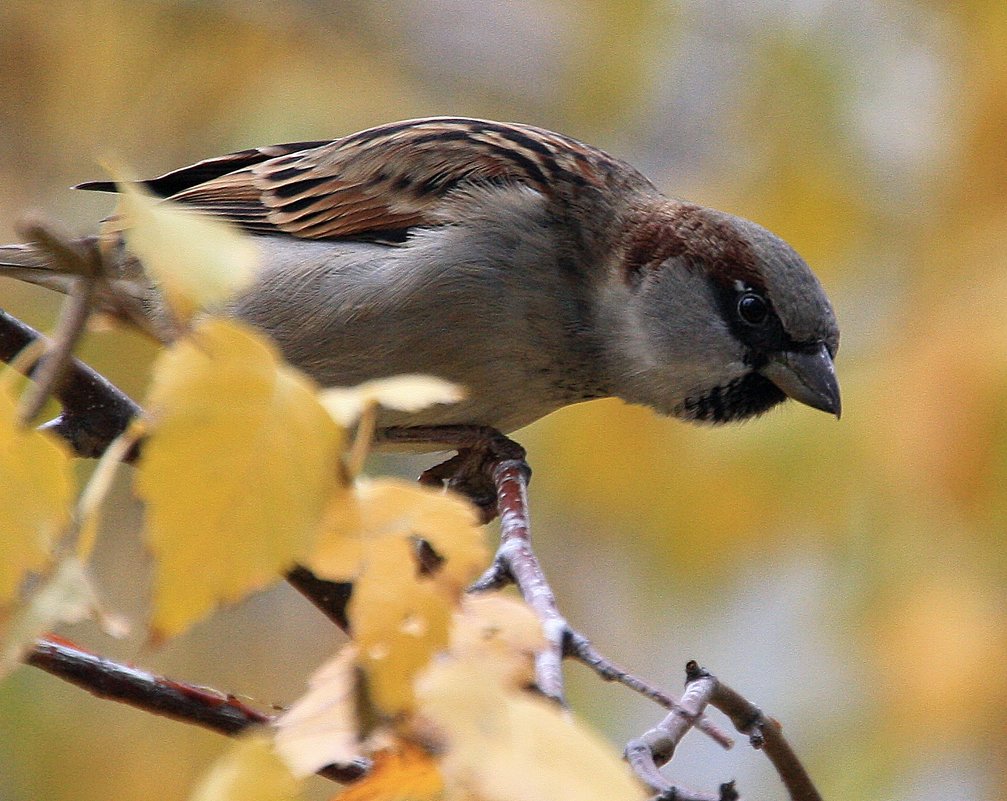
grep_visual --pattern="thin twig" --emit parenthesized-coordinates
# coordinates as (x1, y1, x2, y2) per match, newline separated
(705, 663, 822, 801)
(567, 632, 733, 749)
(26, 637, 370, 784)
(15, 223, 102, 424)
(627, 661, 823, 801)
(485, 457, 568, 703)
(625, 664, 720, 797)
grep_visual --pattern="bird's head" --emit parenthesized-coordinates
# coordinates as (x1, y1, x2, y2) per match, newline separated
(607, 202, 840, 424)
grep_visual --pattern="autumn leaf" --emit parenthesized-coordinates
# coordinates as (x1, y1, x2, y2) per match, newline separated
(113, 173, 260, 323)
(275, 646, 362, 778)
(305, 479, 488, 715)
(348, 536, 456, 716)
(137, 318, 344, 637)
(0, 557, 111, 678)
(0, 377, 74, 603)
(310, 479, 486, 586)
(334, 742, 443, 801)
(418, 659, 646, 801)
(190, 733, 301, 801)
(320, 375, 465, 427)
(447, 595, 545, 690)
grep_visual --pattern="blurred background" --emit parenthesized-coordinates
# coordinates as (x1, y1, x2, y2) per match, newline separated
(1, 1, 1005, 799)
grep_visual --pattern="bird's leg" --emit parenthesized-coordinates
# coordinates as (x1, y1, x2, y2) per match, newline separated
(377, 424, 525, 523)
(417, 450, 503, 524)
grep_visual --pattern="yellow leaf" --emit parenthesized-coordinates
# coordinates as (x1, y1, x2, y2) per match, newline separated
(190, 733, 301, 801)
(320, 376, 465, 427)
(306, 479, 488, 715)
(114, 175, 260, 323)
(0, 557, 117, 678)
(334, 742, 443, 801)
(0, 380, 74, 602)
(275, 646, 362, 778)
(310, 479, 487, 587)
(312, 493, 366, 582)
(448, 596, 545, 690)
(137, 318, 345, 637)
(418, 660, 646, 801)
(350, 536, 455, 716)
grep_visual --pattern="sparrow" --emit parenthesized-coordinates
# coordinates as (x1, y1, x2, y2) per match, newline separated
(0, 116, 840, 436)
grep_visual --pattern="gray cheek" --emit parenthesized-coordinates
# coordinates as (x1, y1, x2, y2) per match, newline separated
(642, 274, 744, 375)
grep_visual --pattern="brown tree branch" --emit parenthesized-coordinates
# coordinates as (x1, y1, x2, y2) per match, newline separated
(705, 663, 822, 801)
(625, 661, 823, 801)
(565, 630, 734, 749)
(26, 637, 370, 784)
(0, 304, 141, 457)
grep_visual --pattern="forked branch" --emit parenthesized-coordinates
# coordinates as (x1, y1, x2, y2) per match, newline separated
(626, 661, 823, 801)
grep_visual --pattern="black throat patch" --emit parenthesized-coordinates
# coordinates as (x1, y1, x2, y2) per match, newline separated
(677, 373, 786, 424)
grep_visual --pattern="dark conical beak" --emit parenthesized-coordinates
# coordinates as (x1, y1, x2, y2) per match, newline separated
(761, 343, 841, 418)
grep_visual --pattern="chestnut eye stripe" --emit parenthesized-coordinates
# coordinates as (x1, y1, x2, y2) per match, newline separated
(619, 203, 769, 291)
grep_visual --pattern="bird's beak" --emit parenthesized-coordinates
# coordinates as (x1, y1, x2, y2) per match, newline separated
(761, 343, 841, 418)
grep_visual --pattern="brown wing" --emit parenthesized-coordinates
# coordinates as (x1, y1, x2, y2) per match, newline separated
(80, 118, 640, 241)
(75, 141, 330, 198)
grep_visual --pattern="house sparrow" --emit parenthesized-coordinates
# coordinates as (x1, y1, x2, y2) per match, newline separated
(0, 117, 840, 435)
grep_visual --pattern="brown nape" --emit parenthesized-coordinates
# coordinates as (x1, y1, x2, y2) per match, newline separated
(618, 202, 764, 291)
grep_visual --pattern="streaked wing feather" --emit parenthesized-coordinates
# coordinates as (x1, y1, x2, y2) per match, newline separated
(74, 141, 330, 196)
(81, 118, 645, 241)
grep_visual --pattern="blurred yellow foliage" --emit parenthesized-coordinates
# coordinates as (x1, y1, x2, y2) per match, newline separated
(275, 646, 361, 780)
(0, 377, 73, 600)
(418, 657, 645, 801)
(333, 743, 443, 801)
(190, 733, 301, 801)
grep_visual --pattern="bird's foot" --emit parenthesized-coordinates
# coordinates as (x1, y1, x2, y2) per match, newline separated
(380, 424, 527, 523)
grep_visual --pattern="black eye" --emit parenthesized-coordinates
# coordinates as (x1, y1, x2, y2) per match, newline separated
(737, 293, 769, 326)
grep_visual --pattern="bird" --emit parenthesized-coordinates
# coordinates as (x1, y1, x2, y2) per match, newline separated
(0, 116, 840, 439)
